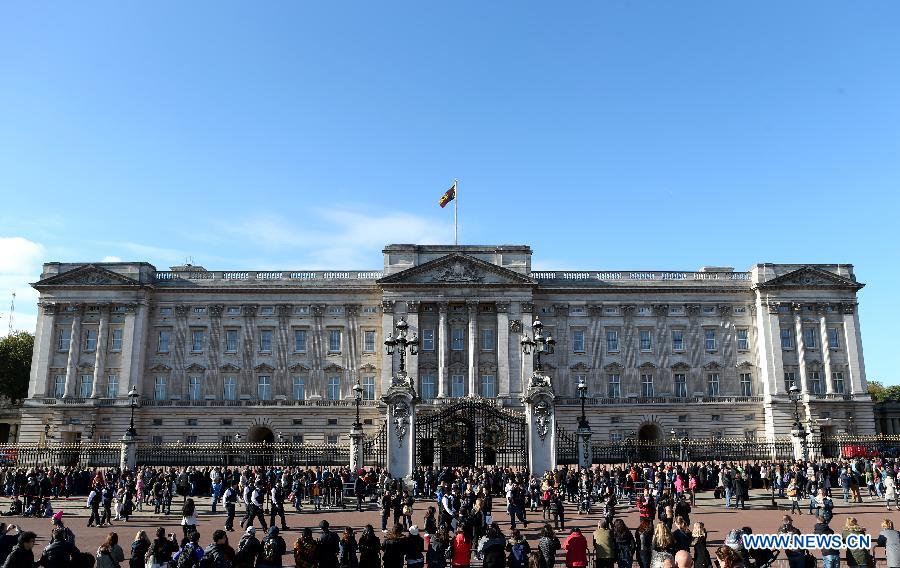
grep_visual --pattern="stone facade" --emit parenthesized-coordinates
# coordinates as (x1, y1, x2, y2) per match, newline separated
(18, 244, 875, 445)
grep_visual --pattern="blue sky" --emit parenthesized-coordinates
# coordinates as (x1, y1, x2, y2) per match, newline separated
(0, 2, 898, 383)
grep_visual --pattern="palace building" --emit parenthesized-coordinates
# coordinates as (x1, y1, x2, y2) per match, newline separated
(18, 244, 875, 452)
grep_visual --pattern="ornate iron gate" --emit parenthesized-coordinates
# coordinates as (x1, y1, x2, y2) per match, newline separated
(415, 400, 528, 469)
(363, 421, 388, 468)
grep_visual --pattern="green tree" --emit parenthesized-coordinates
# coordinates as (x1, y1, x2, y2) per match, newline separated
(869, 380, 900, 402)
(0, 331, 34, 402)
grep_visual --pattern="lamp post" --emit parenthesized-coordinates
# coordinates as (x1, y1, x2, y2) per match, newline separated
(521, 317, 556, 387)
(788, 384, 808, 461)
(126, 386, 140, 438)
(385, 317, 419, 384)
(577, 376, 588, 429)
(352, 379, 364, 428)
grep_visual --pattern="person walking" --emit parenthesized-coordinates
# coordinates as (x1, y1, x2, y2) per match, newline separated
(886, 474, 898, 510)
(181, 499, 198, 540)
(814, 518, 839, 568)
(268, 482, 289, 532)
(223, 481, 239, 532)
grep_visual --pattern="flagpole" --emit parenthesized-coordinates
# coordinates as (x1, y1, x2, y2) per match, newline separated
(453, 179, 459, 245)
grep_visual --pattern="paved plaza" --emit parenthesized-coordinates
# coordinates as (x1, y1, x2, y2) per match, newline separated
(4, 487, 896, 564)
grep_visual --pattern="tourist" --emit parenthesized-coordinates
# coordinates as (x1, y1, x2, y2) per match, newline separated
(96, 532, 126, 568)
(507, 528, 531, 568)
(338, 526, 358, 568)
(886, 473, 898, 510)
(689, 523, 710, 568)
(172, 532, 204, 568)
(650, 523, 677, 568)
(713, 546, 740, 568)
(1, 532, 36, 568)
(381, 523, 407, 568)
(449, 526, 473, 568)
(129, 531, 151, 568)
(842, 517, 872, 568)
(235, 527, 260, 568)
(537, 524, 561, 568)
(269, 482, 289, 532)
(317, 520, 340, 568)
(39, 527, 81, 568)
(358, 525, 381, 567)
(592, 520, 614, 568)
(292, 528, 317, 568)
(633, 519, 651, 568)
(476, 524, 505, 568)
(876, 519, 900, 568)
(0, 524, 19, 566)
(203, 530, 236, 568)
(258, 527, 286, 568)
(148, 528, 179, 568)
(181, 499, 198, 540)
(671, 518, 690, 554)
(406, 525, 425, 568)
(563, 527, 588, 568)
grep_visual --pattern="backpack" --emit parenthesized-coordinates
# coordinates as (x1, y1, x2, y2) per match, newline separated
(176, 544, 198, 568)
(262, 538, 278, 563)
(509, 541, 528, 568)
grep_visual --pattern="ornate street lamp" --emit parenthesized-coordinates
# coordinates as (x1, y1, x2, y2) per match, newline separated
(788, 384, 808, 460)
(577, 376, 589, 429)
(520, 317, 555, 372)
(352, 379, 364, 428)
(126, 386, 140, 437)
(385, 317, 419, 384)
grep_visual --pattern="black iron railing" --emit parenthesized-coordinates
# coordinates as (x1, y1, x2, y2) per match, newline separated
(363, 421, 388, 468)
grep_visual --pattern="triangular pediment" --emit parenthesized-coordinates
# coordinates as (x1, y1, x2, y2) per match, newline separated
(33, 264, 142, 289)
(378, 253, 535, 286)
(757, 266, 863, 290)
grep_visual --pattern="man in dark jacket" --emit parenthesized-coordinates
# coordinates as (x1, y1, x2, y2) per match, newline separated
(203, 530, 235, 568)
(256, 527, 285, 568)
(234, 527, 260, 568)
(1, 531, 35, 568)
(0, 523, 20, 564)
(316, 521, 339, 568)
(39, 528, 80, 568)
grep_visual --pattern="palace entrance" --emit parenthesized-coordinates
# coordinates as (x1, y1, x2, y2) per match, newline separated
(416, 400, 528, 469)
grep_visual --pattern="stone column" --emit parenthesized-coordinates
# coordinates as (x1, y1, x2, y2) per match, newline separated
(793, 304, 809, 394)
(819, 309, 834, 394)
(496, 302, 510, 398)
(841, 302, 867, 394)
(576, 425, 593, 470)
(64, 304, 84, 397)
(437, 303, 449, 398)
(383, 382, 416, 480)
(467, 301, 478, 397)
(120, 303, 144, 396)
(406, 302, 420, 393)
(29, 303, 57, 398)
(91, 305, 110, 398)
(120, 432, 137, 471)
(349, 423, 365, 472)
(524, 382, 556, 475)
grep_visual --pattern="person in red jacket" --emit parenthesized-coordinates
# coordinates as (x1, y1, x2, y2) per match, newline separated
(564, 527, 588, 568)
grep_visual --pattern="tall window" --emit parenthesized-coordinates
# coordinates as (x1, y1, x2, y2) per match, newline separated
(57, 328, 71, 351)
(671, 330, 684, 352)
(421, 374, 436, 401)
(481, 329, 495, 351)
(185, 376, 199, 400)
(736, 329, 749, 351)
(158, 330, 171, 353)
(258, 376, 271, 400)
(422, 330, 435, 351)
(364, 331, 376, 352)
(225, 330, 238, 352)
(451, 329, 465, 351)
(803, 328, 818, 349)
(674, 373, 687, 397)
(54, 375, 66, 398)
(810, 371, 822, 394)
(740, 373, 753, 396)
(828, 328, 841, 349)
(106, 375, 118, 398)
(641, 374, 654, 397)
(154, 376, 167, 400)
(259, 330, 273, 352)
(191, 330, 205, 352)
(707, 373, 720, 397)
(607, 374, 621, 398)
(327, 377, 340, 400)
(639, 330, 652, 352)
(224, 377, 236, 401)
(780, 328, 793, 349)
(606, 330, 619, 352)
(481, 375, 496, 398)
(572, 330, 585, 353)
(328, 330, 341, 352)
(784, 372, 796, 391)
(451, 374, 465, 397)
(292, 377, 305, 401)
(79, 375, 92, 398)
(84, 329, 98, 351)
(109, 329, 123, 352)
(362, 376, 376, 400)
(833, 372, 845, 394)
(704, 329, 716, 351)
(293, 330, 307, 352)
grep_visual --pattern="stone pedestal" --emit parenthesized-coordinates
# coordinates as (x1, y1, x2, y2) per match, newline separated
(383, 371, 416, 480)
(791, 426, 808, 461)
(523, 373, 556, 475)
(120, 432, 137, 472)
(576, 425, 592, 470)
(349, 424, 365, 472)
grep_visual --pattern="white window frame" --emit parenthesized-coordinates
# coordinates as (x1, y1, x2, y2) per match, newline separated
(54, 375, 66, 398)
(362, 376, 376, 400)
(57, 328, 71, 352)
(422, 329, 435, 352)
(736, 328, 749, 351)
(154, 376, 167, 401)
(481, 328, 495, 352)
(707, 373, 720, 397)
(671, 329, 684, 352)
(639, 329, 652, 352)
(106, 375, 118, 398)
(259, 330, 273, 353)
(607, 374, 621, 398)
(363, 330, 376, 353)
(158, 330, 171, 353)
(606, 330, 619, 352)
(784, 372, 796, 391)
(833, 372, 845, 394)
(780, 328, 793, 349)
(191, 329, 204, 352)
(481, 374, 496, 398)
(828, 327, 841, 349)
(292, 376, 305, 401)
(804, 328, 818, 349)
(79, 375, 92, 398)
(640, 374, 654, 397)
(704, 328, 716, 351)
(293, 329, 307, 353)
(225, 329, 238, 353)
(810, 371, 822, 395)
(674, 373, 687, 398)
(421, 374, 436, 401)
(83, 329, 98, 351)
(740, 373, 753, 397)
(451, 374, 465, 397)
(572, 330, 585, 353)
(451, 329, 465, 351)
(109, 328, 123, 352)
(258, 375, 271, 400)
(326, 376, 340, 401)
(188, 376, 201, 401)
(224, 377, 237, 401)
(328, 329, 342, 353)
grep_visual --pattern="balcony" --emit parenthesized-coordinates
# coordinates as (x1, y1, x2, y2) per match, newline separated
(555, 395, 764, 406)
(139, 399, 382, 408)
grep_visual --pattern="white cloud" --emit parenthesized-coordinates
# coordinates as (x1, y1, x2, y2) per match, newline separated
(0, 237, 45, 336)
(101, 256, 122, 263)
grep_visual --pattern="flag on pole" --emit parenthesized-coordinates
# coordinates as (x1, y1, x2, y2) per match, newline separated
(438, 184, 456, 208)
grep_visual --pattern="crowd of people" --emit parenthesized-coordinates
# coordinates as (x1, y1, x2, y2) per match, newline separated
(0, 455, 898, 567)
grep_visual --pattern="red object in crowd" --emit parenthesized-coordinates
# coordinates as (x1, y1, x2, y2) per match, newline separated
(564, 529, 588, 567)
(842, 445, 876, 458)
